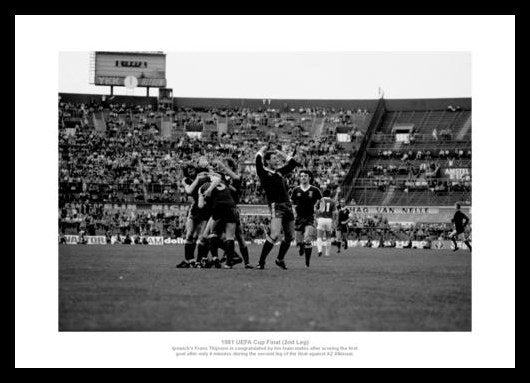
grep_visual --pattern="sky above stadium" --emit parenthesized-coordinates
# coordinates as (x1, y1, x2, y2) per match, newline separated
(59, 52, 471, 100)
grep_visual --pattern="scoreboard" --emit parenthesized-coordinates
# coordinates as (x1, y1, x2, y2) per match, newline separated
(93, 52, 167, 88)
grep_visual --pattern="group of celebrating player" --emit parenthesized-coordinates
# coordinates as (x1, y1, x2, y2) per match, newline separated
(175, 144, 471, 270)
(175, 144, 352, 270)
(175, 155, 253, 269)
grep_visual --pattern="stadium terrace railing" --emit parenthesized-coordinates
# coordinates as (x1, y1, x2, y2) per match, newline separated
(367, 142, 471, 152)
(371, 133, 470, 143)
(362, 158, 471, 168)
(350, 189, 471, 207)
(351, 177, 471, 188)
(341, 98, 387, 202)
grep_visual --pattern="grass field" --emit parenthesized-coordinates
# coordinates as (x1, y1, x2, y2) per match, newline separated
(59, 245, 471, 332)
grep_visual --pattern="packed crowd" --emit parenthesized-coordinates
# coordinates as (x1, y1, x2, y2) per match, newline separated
(59, 202, 174, 237)
(359, 147, 472, 193)
(344, 217, 458, 242)
(372, 128, 457, 143)
(374, 148, 471, 161)
(59, 98, 369, 205)
(58, 201, 272, 241)
(58, 97, 472, 247)
(59, 200, 460, 244)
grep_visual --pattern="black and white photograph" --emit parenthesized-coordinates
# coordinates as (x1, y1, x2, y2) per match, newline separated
(58, 51, 473, 332)
(15, 15, 515, 368)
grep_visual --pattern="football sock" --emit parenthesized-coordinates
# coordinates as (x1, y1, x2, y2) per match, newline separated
(184, 242, 196, 261)
(304, 246, 312, 267)
(259, 239, 275, 265)
(465, 241, 472, 251)
(218, 240, 227, 252)
(316, 238, 323, 253)
(225, 240, 235, 264)
(337, 240, 341, 251)
(298, 242, 304, 256)
(452, 238, 458, 250)
(219, 241, 241, 258)
(209, 236, 220, 259)
(240, 246, 250, 264)
(325, 239, 331, 256)
(196, 241, 209, 263)
(277, 240, 291, 261)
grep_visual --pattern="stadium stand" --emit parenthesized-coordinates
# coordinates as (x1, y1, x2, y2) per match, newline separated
(340, 98, 471, 206)
(59, 96, 373, 205)
(58, 94, 471, 241)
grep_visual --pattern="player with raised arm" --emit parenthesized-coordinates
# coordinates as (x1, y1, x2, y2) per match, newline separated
(204, 158, 250, 269)
(198, 174, 239, 268)
(335, 199, 351, 253)
(291, 170, 322, 268)
(449, 203, 472, 252)
(175, 158, 211, 268)
(255, 144, 300, 270)
(315, 189, 338, 258)
(218, 158, 253, 269)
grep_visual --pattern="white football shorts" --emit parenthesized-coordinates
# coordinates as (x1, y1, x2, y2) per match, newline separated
(316, 217, 333, 232)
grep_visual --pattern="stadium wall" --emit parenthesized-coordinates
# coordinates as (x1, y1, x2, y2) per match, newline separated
(59, 93, 377, 110)
(101, 202, 470, 225)
(61, 234, 470, 250)
(384, 98, 471, 111)
(173, 97, 378, 110)
(59, 93, 158, 107)
(59, 93, 470, 112)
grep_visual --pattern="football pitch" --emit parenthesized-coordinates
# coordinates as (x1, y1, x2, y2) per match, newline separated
(59, 245, 471, 332)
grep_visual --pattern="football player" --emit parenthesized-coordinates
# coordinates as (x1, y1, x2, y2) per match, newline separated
(315, 189, 338, 258)
(335, 199, 351, 253)
(290, 170, 322, 267)
(255, 145, 300, 269)
(175, 159, 211, 268)
(449, 203, 472, 251)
